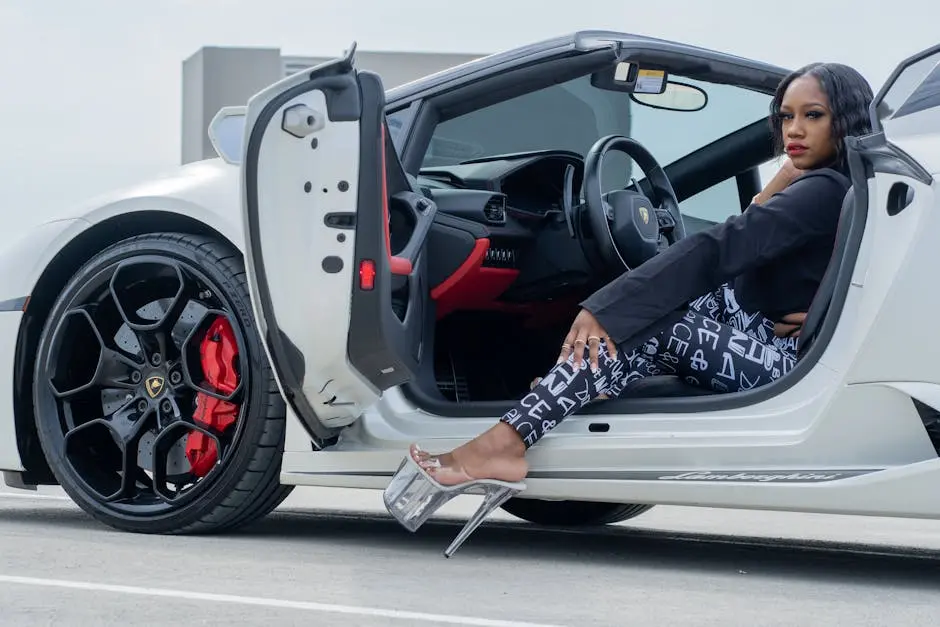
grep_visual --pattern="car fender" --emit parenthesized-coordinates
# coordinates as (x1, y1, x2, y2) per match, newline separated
(73, 158, 245, 248)
(0, 218, 89, 305)
(0, 159, 245, 305)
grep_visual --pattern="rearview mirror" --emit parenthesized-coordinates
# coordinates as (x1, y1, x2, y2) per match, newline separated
(631, 81, 708, 112)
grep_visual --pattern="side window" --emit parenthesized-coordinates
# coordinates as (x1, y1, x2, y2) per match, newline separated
(681, 153, 788, 229)
(678, 177, 742, 232)
(386, 108, 410, 153)
(876, 50, 940, 138)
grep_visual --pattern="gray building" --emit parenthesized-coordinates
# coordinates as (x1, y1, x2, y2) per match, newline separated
(181, 46, 483, 164)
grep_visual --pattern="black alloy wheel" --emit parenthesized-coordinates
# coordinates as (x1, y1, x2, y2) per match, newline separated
(33, 233, 292, 533)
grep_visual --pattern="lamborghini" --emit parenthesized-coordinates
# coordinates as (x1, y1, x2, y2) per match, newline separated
(2, 32, 940, 549)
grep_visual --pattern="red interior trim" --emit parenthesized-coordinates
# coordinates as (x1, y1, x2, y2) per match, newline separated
(430, 238, 489, 300)
(430, 237, 581, 322)
(389, 256, 412, 275)
(431, 238, 520, 318)
(379, 124, 412, 276)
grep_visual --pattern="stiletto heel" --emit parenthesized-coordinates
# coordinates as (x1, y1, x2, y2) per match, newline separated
(443, 484, 517, 558)
(383, 450, 525, 557)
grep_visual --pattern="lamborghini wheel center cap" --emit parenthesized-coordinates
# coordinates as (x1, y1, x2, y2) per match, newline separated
(145, 375, 166, 398)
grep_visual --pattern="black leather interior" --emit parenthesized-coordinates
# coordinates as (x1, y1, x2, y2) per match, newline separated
(797, 187, 855, 357)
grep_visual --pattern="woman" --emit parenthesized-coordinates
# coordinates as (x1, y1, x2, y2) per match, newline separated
(383, 62, 875, 548)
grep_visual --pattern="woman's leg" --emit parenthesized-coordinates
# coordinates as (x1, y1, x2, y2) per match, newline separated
(708, 282, 801, 359)
(654, 308, 796, 392)
(687, 283, 729, 323)
(415, 308, 796, 486)
(522, 282, 730, 397)
(414, 335, 661, 485)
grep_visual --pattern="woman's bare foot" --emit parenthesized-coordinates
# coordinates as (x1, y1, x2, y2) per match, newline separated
(409, 371, 610, 488)
(411, 422, 528, 487)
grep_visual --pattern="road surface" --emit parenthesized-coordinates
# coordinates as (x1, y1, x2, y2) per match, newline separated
(1, 484, 939, 626)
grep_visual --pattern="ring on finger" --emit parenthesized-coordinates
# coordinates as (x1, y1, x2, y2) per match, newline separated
(587, 335, 601, 344)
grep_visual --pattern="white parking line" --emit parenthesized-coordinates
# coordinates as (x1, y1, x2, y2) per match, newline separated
(0, 575, 562, 627)
(0, 492, 70, 501)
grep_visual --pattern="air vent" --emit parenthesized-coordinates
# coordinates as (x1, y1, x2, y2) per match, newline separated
(482, 195, 507, 225)
(483, 246, 516, 268)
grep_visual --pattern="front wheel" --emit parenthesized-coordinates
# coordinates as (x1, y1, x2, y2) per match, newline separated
(33, 233, 292, 533)
(502, 498, 654, 526)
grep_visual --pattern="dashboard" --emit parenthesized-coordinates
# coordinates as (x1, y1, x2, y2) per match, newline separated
(408, 150, 598, 318)
(418, 149, 584, 225)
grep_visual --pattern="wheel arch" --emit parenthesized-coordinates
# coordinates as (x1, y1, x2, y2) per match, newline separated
(12, 209, 239, 485)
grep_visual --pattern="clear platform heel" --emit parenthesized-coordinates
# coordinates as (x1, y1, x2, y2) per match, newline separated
(383, 450, 526, 558)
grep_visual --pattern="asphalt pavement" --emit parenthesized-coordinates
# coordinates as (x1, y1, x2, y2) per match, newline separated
(1, 484, 939, 626)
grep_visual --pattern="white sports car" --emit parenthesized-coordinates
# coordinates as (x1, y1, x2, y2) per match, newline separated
(2, 31, 940, 555)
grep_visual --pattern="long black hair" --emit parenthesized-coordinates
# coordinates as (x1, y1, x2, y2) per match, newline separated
(770, 62, 874, 170)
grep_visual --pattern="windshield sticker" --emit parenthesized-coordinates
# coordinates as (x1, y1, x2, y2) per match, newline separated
(635, 69, 666, 94)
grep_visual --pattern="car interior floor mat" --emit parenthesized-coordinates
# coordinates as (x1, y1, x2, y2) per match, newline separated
(433, 311, 563, 403)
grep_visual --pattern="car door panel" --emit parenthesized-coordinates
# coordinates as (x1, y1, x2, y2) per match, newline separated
(833, 46, 940, 384)
(241, 50, 433, 443)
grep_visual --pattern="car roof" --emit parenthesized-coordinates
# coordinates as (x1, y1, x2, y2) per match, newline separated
(385, 30, 791, 104)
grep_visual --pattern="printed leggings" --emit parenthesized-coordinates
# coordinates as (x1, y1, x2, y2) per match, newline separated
(500, 283, 800, 449)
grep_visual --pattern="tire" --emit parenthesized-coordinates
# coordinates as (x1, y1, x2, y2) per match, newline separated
(501, 498, 654, 526)
(33, 232, 292, 534)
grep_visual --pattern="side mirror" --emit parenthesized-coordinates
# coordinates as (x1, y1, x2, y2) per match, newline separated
(208, 106, 247, 165)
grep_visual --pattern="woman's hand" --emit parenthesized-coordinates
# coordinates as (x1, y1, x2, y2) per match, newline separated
(753, 159, 804, 205)
(557, 308, 616, 371)
(774, 312, 807, 338)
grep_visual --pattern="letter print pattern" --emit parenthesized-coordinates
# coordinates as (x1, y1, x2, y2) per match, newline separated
(500, 283, 799, 448)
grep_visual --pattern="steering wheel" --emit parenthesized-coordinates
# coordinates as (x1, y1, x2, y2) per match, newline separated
(582, 135, 687, 271)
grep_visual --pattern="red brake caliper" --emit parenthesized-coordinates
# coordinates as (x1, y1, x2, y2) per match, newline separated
(185, 316, 240, 477)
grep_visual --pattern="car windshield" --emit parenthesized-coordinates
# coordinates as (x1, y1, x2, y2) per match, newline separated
(418, 72, 772, 191)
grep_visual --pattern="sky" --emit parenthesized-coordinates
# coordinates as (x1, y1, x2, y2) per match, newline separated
(0, 0, 937, 232)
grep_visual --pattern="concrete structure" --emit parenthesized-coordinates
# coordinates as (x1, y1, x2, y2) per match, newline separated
(181, 46, 483, 164)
